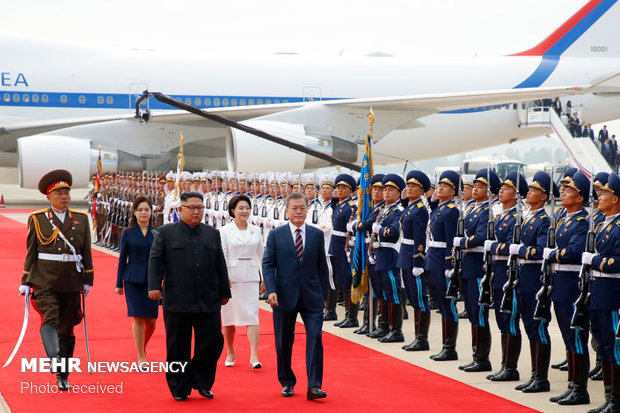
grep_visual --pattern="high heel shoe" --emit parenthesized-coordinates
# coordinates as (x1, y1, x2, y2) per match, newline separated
(251, 361, 262, 370)
(225, 360, 235, 367)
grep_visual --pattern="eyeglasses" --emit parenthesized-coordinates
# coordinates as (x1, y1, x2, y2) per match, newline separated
(183, 205, 205, 211)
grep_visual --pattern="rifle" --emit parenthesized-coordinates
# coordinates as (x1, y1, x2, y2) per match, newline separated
(616, 310, 620, 340)
(500, 171, 523, 314)
(221, 172, 229, 227)
(446, 171, 464, 299)
(479, 168, 495, 306)
(283, 173, 290, 221)
(534, 166, 555, 321)
(571, 170, 595, 330)
(367, 205, 383, 264)
(312, 172, 319, 224)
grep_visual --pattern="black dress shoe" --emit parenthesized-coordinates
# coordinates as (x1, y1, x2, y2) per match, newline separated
(353, 323, 369, 335)
(488, 368, 519, 381)
(589, 364, 603, 380)
(173, 395, 187, 401)
(338, 318, 359, 328)
(458, 360, 475, 370)
(430, 349, 458, 361)
(323, 311, 337, 321)
(368, 328, 389, 339)
(281, 385, 294, 397)
(557, 389, 590, 405)
(198, 389, 214, 399)
(550, 385, 573, 403)
(378, 330, 404, 343)
(333, 319, 346, 327)
(403, 338, 429, 351)
(463, 360, 492, 372)
(515, 373, 535, 391)
(521, 378, 550, 393)
(551, 358, 568, 370)
(57, 375, 70, 391)
(307, 387, 327, 400)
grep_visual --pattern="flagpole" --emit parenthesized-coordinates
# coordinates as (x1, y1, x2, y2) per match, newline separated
(367, 108, 374, 334)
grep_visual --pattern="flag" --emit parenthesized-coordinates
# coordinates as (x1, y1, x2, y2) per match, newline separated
(172, 134, 185, 222)
(92, 145, 102, 230)
(351, 108, 375, 304)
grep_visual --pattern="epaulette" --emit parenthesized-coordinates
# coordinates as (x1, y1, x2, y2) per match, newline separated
(70, 209, 87, 215)
(30, 208, 47, 215)
(417, 202, 424, 208)
(348, 201, 356, 206)
(397, 205, 404, 211)
(539, 213, 547, 219)
(576, 216, 584, 221)
(447, 203, 455, 209)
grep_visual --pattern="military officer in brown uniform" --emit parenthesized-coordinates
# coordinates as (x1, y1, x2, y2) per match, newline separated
(19, 169, 94, 391)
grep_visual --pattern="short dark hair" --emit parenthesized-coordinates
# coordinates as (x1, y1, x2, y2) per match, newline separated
(285, 192, 308, 208)
(129, 195, 152, 227)
(180, 191, 203, 202)
(228, 194, 251, 218)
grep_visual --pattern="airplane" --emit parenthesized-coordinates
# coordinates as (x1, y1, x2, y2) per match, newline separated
(1, 0, 620, 188)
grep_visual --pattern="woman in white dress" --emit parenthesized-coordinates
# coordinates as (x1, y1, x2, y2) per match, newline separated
(219, 194, 265, 369)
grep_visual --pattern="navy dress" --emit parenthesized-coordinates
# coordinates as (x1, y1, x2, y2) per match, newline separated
(117, 225, 159, 319)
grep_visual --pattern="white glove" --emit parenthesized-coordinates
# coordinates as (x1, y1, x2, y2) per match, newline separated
(372, 222, 381, 234)
(445, 269, 451, 278)
(542, 247, 555, 260)
(484, 240, 494, 252)
(582, 252, 597, 265)
(412, 267, 424, 277)
(170, 200, 181, 209)
(346, 221, 358, 232)
(346, 250, 351, 263)
(83, 285, 92, 297)
(19, 285, 31, 296)
(509, 243, 523, 256)
(453, 237, 463, 247)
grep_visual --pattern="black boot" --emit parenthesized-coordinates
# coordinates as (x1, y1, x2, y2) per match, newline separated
(40, 325, 67, 390)
(487, 333, 507, 380)
(57, 339, 75, 391)
(354, 297, 375, 334)
(403, 308, 421, 350)
(464, 325, 492, 372)
(516, 341, 538, 391)
(602, 362, 620, 413)
(340, 295, 359, 328)
(550, 351, 573, 403)
(459, 325, 477, 370)
(379, 303, 404, 342)
(430, 318, 458, 361)
(323, 284, 338, 321)
(490, 334, 521, 381)
(588, 361, 612, 413)
(522, 342, 551, 393)
(334, 294, 351, 327)
(552, 358, 569, 370)
(368, 300, 389, 338)
(404, 310, 430, 351)
(558, 351, 590, 405)
(590, 356, 603, 381)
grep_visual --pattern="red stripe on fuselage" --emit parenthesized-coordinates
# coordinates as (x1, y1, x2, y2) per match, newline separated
(511, 0, 602, 56)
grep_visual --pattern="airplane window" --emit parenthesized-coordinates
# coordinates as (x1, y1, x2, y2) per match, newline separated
(521, 103, 525, 109)
(97, 96, 104, 104)
(204, 97, 211, 106)
(22, 94, 30, 103)
(60, 95, 67, 104)
(107, 96, 113, 104)
(240, 98, 246, 106)
(257, 99, 263, 105)
(213, 98, 220, 106)
(2, 93, 8, 102)
(222, 98, 229, 106)
(42, 94, 48, 103)
(195, 97, 201, 106)
(32, 94, 39, 103)
(513, 103, 517, 110)
(185, 97, 191, 105)
(248, 99, 254, 105)
(283, 99, 288, 103)
(274, 99, 280, 104)
(79, 95, 86, 104)
(13, 94, 20, 103)
(265, 99, 271, 104)
(231, 98, 237, 106)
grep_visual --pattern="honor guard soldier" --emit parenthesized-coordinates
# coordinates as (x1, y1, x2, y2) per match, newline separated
(555, 168, 579, 222)
(154, 177, 167, 227)
(19, 170, 94, 391)
(427, 171, 461, 361)
(544, 171, 591, 405)
(462, 174, 476, 215)
(454, 168, 501, 372)
(593, 172, 610, 227)
(486, 171, 528, 382)
(399, 171, 431, 350)
(582, 172, 620, 413)
(348, 174, 385, 335)
(371, 174, 406, 343)
(328, 174, 359, 327)
(512, 171, 559, 393)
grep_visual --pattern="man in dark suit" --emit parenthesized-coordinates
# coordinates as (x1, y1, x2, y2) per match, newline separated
(148, 191, 231, 401)
(263, 192, 330, 400)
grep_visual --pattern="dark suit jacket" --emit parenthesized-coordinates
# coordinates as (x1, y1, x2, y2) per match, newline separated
(262, 224, 329, 312)
(116, 225, 155, 287)
(148, 220, 231, 313)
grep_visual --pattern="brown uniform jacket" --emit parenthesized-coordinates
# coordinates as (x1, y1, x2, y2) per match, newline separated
(22, 208, 94, 292)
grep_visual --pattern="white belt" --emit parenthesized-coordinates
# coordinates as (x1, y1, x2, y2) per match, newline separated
(492, 255, 508, 261)
(517, 258, 543, 265)
(379, 242, 400, 251)
(464, 247, 485, 253)
(38, 253, 83, 263)
(401, 238, 414, 245)
(428, 241, 447, 248)
(332, 230, 347, 237)
(553, 264, 582, 272)
(591, 270, 620, 279)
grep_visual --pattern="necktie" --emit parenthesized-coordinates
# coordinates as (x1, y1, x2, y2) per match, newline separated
(295, 228, 303, 261)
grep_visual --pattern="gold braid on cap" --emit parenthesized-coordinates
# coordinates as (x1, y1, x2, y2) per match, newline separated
(32, 215, 59, 245)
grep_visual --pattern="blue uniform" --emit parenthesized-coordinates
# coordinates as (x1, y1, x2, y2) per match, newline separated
(328, 197, 357, 294)
(357, 201, 384, 297)
(424, 200, 459, 321)
(398, 198, 429, 311)
(375, 201, 404, 303)
(589, 214, 620, 365)
(458, 201, 490, 327)
(514, 207, 551, 344)
(489, 206, 517, 335)
(547, 209, 589, 354)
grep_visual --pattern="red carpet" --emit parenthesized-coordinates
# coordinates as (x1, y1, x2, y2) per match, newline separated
(0, 212, 539, 412)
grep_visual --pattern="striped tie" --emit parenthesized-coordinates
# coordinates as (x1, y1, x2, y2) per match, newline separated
(295, 228, 303, 261)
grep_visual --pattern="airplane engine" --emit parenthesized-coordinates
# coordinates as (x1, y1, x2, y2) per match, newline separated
(17, 135, 142, 189)
(225, 120, 359, 172)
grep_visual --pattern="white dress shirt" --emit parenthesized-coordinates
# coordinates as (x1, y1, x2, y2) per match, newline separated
(289, 222, 306, 249)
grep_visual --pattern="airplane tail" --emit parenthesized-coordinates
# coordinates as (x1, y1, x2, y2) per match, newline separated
(512, 0, 619, 58)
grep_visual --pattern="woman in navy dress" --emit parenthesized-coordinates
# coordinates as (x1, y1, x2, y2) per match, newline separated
(115, 195, 158, 365)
